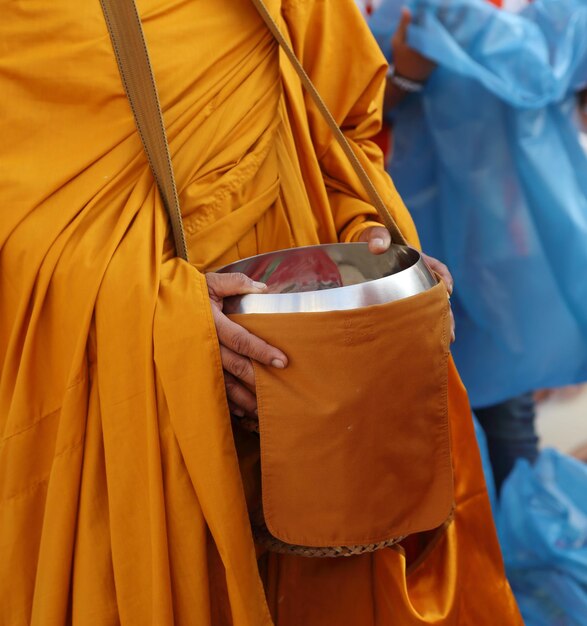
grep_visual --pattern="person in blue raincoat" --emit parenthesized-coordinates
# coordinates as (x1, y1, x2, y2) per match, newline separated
(369, 0, 587, 492)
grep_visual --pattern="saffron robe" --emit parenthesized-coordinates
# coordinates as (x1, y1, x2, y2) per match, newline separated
(0, 0, 522, 624)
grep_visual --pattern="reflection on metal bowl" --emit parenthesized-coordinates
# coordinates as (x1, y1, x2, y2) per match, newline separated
(216, 242, 437, 314)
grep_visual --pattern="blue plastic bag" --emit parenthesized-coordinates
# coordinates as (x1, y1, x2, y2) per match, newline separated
(499, 449, 587, 625)
(370, 0, 587, 407)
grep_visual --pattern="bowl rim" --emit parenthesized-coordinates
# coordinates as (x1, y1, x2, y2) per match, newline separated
(216, 240, 420, 271)
(215, 242, 433, 303)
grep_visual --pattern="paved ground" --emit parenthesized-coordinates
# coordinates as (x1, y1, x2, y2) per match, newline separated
(536, 385, 587, 455)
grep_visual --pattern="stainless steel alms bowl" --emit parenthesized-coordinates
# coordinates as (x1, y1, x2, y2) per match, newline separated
(216, 242, 437, 314)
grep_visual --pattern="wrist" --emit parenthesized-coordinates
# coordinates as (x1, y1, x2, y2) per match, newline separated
(387, 65, 425, 93)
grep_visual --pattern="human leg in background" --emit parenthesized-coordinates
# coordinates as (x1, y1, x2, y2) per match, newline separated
(474, 392, 540, 493)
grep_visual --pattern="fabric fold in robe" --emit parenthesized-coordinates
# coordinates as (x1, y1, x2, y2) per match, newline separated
(0, 0, 522, 624)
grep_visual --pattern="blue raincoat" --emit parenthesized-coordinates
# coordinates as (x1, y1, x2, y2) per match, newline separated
(370, 0, 587, 407)
(472, 411, 587, 624)
(499, 449, 587, 625)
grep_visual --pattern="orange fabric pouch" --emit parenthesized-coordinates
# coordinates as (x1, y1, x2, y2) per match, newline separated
(229, 280, 453, 552)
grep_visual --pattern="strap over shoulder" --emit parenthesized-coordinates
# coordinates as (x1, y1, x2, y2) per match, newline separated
(99, 0, 189, 261)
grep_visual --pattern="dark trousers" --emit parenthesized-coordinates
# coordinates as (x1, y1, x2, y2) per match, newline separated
(474, 392, 540, 494)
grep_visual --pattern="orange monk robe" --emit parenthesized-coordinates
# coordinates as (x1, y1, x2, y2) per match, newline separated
(0, 0, 522, 624)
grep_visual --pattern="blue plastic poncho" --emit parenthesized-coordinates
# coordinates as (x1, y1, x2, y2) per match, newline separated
(499, 449, 587, 625)
(370, 0, 587, 407)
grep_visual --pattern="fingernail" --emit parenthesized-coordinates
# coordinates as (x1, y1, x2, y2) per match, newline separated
(372, 238, 385, 248)
(254, 409, 258, 416)
(233, 408, 245, 417)
(271, 359, 286, 369)
(252, 281, 267, 290)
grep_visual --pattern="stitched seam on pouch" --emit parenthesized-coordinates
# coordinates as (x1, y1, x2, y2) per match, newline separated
(438, 298, 453, 494)
(255, 361, 275, 527)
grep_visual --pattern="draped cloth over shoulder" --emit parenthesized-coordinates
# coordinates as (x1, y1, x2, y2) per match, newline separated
(0, 0, 522, 624)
